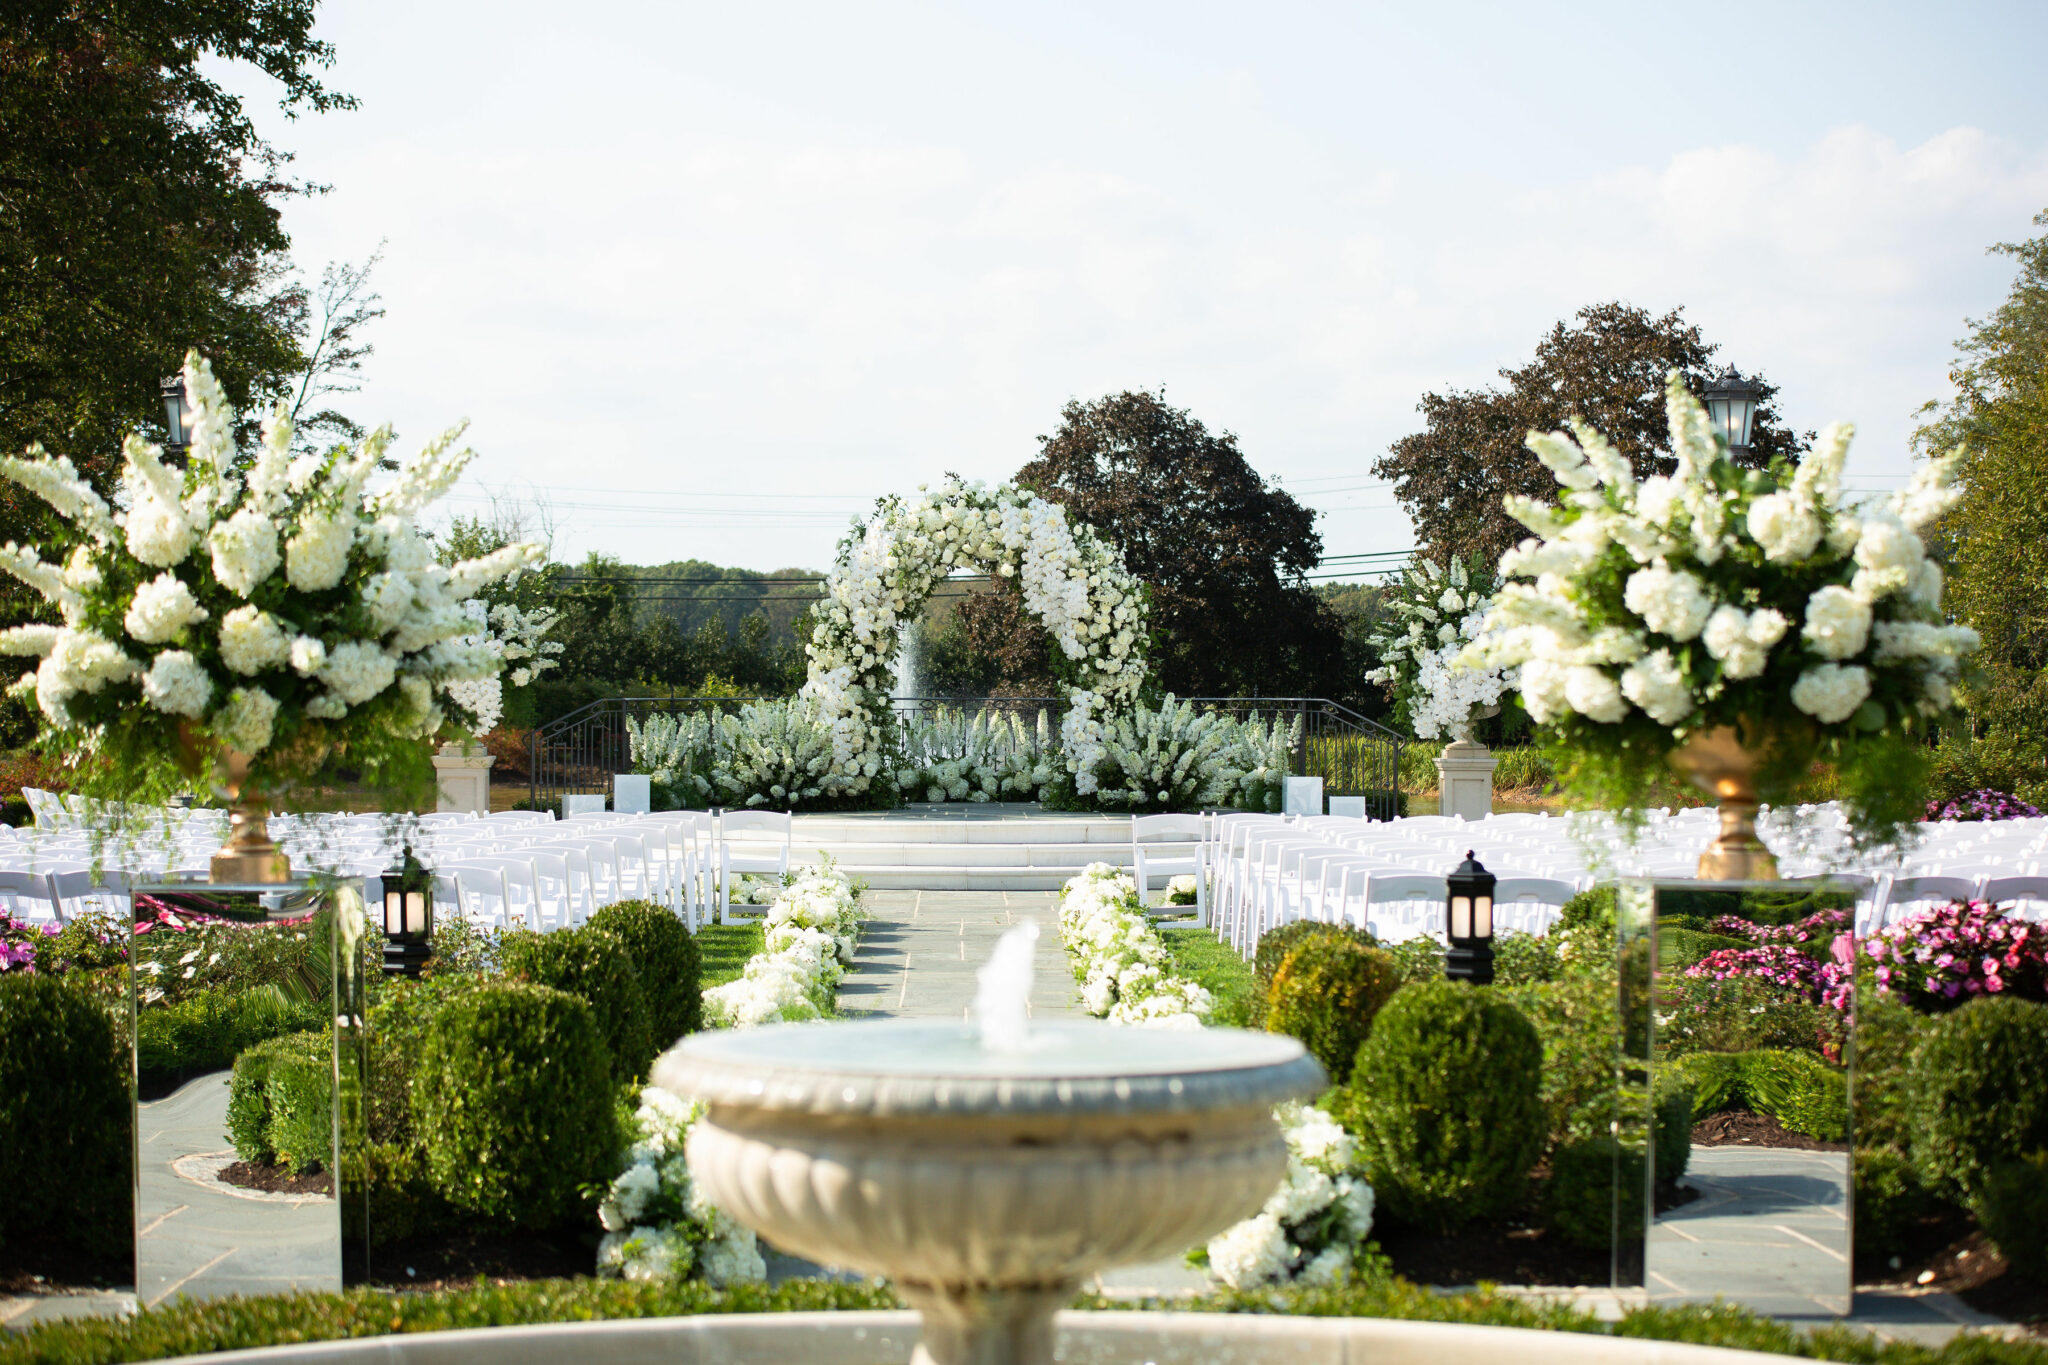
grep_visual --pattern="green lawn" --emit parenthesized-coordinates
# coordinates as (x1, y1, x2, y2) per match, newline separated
(1160, 927, 1259, 1027)
(696, 921, 765, 988)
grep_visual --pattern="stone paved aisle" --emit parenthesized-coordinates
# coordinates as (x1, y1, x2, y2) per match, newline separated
(835, 889, 1082, 1021)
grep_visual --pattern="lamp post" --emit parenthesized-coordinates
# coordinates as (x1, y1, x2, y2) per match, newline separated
(159, 373, 193, 460)
(1702, 364, 1764, 461)
(1445, 850, 1496, 985)
(380, 844, 434, 978)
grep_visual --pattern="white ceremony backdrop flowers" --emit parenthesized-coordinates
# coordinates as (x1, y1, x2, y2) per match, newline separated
(800, 477, 1148, 797)
(443, 601, 564, 738)
(1462, 372, 1979, 848)
(0, 352, 540, 807)
(1365, 555, 1515, 742)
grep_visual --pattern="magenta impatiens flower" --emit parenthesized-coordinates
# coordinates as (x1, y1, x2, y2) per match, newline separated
(1926, 789, 2044, 822)
(1866, 899, 2048, 1010)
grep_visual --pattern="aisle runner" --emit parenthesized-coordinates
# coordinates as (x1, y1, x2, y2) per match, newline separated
(834, 890, 1084, 1021)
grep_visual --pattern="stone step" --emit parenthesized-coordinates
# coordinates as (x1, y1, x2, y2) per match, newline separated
(788, 816, 1134, 846)
(786, 841, 1134, 869)
(824, 865, 1093, 891)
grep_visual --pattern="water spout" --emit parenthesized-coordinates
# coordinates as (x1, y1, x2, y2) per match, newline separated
(973, 920, 1038, 1053)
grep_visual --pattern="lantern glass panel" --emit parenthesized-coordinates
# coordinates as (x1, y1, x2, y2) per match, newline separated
(1450, 894, 1472, 939)
(405, 890, 427, 936)
(1474, 894, 1492, 940)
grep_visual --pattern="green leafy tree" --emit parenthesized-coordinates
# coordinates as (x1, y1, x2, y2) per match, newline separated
(1375, 302, 1807, 567)
(1002, 390, 1349, 699)
(1918, 210, 2048, 784)
(0, 1, 354, 476)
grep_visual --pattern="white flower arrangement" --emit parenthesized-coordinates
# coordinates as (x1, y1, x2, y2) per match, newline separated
(892, 706, 1058, 803)
(1365, 556, 1515, 741)
(700, 862, 865, 1027)
(441, 600, 564, 737)
(1460, 372, 1979, 846)
(1055, 863, 1211, 1028)
(1201, 1102, 1377, 1290)
(799, 477, 1149, 797)
(595, 1084, 766, 1285)
(0, 352, 539, 805)
(1077, 695, 1297, 813)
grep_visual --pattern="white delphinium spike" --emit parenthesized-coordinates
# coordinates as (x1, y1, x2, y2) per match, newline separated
(0, 446, 121, 544)
(1793, 421, 1853, 506)
(244, 404, 297, 515)
(373, 422, 476, 517)
(1568, 418, 1634, 493)
(1526, 431, 1602, 491)
(1890, 451, 1963, 532)
(0, 624, 60, 657)
(0, 542, 82, 619)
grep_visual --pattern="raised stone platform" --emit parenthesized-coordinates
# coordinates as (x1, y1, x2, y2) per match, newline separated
(789, 804, 1135, 891)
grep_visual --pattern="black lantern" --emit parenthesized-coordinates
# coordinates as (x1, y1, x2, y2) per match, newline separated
(1445, 850, 1496, 984)
(380, 844, 434, 978)
(159, 373, 193, 458)
(1701, 364, 1764, 459)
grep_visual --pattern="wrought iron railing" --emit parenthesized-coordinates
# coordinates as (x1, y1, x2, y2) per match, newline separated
(530, 693, 1404, 818)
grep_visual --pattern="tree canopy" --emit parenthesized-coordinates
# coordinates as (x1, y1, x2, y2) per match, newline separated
(1920, 210, 2048, 751)
(0, 0, 352, 479)
(964, 390, 1350, 700)
(1375, 302, 1807, 567)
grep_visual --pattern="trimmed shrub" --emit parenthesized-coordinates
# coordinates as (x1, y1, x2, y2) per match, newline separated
(1658, 928, 1756, 971)
(137, 982, 328, 1079)
(1911, 995, 2048, 1202)
(587, 899, 702, 1047)
(1857, 987, 1930, 1152)
(1978, 1153, 2048, 1281)
(227, 1030, 331, 1169)
(499, 925, 655, 1080)
(1337, 979, 1545, 1232)
(1254, 921, 1370, 991)
(1500, 978, 1618, 1152)
(1493, 930, 1565, 985)
(1742, 1049, 1848, 1142)
(1654, 1076, 1694, 1186)
(1546, 1137, 1642, 1250)
(0, 974, 131, 1259)
(1264, 936, 1401, 1085)
(1855, 1146, 1939, 1260)
(412, 982, 619, 1228)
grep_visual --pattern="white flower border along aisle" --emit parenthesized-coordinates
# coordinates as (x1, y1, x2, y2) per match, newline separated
(597, 863, 867, 1283)
(1052, 865, 1378, 1289)
(799, 477, 1149, 798)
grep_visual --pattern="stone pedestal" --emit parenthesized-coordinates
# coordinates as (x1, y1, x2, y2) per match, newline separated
(433, 741, 494, 815)
(1434, 740, 1497, 821)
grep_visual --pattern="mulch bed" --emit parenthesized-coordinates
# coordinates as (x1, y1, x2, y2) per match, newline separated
(349, 1227, 598, 1291)
(1690, 1110, 1848, 1152)
(219, 1160, 332, 1197)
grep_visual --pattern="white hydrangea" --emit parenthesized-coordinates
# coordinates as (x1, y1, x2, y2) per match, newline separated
(217, 605, 292, 675)
(1701, 605, 1788, 681)
(1619, 648, 1693, 726)
(207, 506, 281, 596)
(319, 640, 398, 705)
(1564, 664, 1628, 722)
(1623, 565, 1714, 641)
(1746, 491, 1823, 563)
(1791, 663, 1872, 724)
(701, 863, 865, 1028)
(123, 572, 208, 644)
(1801, 585, 1872, 661)
(141, 650, 212, 718)
(1055, 863, 1211, 1029)
(216, 686, 280, 752)
(285, 512, 355, 592)
(1204, 1102, 1376, 1290)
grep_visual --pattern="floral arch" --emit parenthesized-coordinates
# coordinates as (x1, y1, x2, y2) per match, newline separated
(798, 477, 1149, 795)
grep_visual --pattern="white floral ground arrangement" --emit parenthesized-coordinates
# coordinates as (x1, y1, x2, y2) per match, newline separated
(1053, 864, 1378, 1287)
(598, 863, 867, 1283)
(799, 477, 1148, 798)
(1056, 863, 1212, 1027)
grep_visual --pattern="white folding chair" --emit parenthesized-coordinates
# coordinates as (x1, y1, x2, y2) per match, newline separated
(1872, 874, 1978, 929)
(718, 811, 791, 924)
(1981, 875, 2048, 921)
(1359, 872, 1451, 942)
(0, 868, 64, 922)
(1489, 876, 1579, 936)
(1131, 813, 1208, 926)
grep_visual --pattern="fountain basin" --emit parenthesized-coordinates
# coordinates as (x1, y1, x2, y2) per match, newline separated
(653, 1018, 1323, 1365)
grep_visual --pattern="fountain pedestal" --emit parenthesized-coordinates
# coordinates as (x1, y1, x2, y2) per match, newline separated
(656, 1019, 1322, 1365)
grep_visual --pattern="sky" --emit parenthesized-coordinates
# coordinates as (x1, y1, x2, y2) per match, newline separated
(222, 0, 2048, 576)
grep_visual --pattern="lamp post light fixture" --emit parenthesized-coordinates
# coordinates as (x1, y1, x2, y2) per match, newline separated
(380, 844, 434, 978)
(1702, 364, 1765, 460)
(1445, 850, 1497, 985)
(159, 372, 193, 459)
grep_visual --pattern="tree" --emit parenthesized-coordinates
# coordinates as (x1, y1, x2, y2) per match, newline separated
(0, 1, 353, 479)
(1918, 210, 2048, 762)
(282, 242, 386, 451)
(1012, 390, 1350, 699)
(1375, 302, 1807, 567)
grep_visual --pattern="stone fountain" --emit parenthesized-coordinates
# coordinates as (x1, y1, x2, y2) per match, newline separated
(652, 924, 1322, 1365)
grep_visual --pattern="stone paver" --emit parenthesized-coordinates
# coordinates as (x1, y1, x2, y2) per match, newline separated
(1650, 1144, 1852, 1318)
(835, 889, 1081, 1021)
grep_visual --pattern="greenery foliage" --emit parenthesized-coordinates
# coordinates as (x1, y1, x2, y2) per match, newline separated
(1158, 927, 1259, 1028)
(1545, 1137, 1637, 1250)
(1337, 980, 1546, 1232)
(499, 926, 656, 1082)
(586, 899, 702, 1047)
(0, 974, 131, 1260)
(137, 983, 328, 1079)
(410, 982, 620, 1228)
(1976, 1152, 2048, 1281)
(1263, 935, 1401, 1086)
(226, 1029, 331, 1172)
(1498, 978, 1619, 1153)
(1909, 995, 2048, 1202)
(1664, 1049, 1848, 1142)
